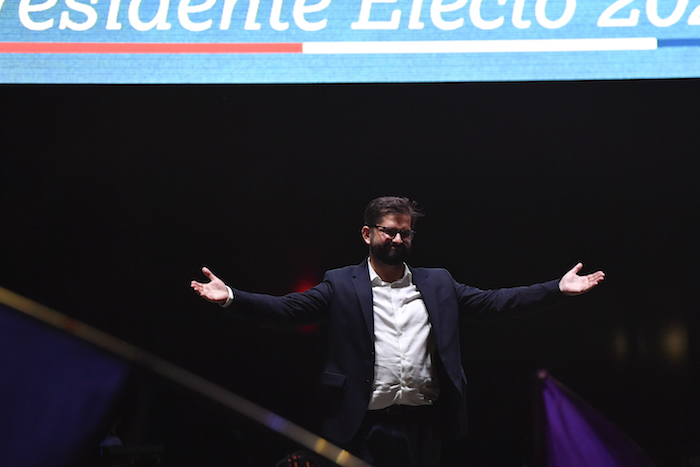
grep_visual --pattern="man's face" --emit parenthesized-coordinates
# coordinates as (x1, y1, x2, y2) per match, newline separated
(364, 213, 413, 266)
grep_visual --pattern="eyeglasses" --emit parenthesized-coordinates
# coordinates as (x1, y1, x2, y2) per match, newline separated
(370, 225, 415, 241)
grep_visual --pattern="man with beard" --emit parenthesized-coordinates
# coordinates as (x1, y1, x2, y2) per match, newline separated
(190, 196, 605, 467)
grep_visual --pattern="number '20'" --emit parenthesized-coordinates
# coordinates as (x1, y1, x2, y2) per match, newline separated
(598, 0, 700, 26)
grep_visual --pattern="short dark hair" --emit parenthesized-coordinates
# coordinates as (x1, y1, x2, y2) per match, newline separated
(364, 196, 424, 228)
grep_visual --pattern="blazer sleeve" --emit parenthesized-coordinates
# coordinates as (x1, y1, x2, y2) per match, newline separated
(225, 273, 334, 327)
(451, 271, 564, 317)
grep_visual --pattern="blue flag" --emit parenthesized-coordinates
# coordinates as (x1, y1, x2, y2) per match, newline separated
(0, 304, 129, 467)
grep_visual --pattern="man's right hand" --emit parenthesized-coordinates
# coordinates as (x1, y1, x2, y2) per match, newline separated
(190, 267, 229, 304)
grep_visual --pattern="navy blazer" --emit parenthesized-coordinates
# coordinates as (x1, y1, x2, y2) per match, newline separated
(231, 260, 562, 443)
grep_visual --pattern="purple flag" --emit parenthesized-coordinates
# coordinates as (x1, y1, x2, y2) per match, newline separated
(535, 370, 655, 467)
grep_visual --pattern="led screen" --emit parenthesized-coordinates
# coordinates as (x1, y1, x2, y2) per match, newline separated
(1, 1, 699, 83)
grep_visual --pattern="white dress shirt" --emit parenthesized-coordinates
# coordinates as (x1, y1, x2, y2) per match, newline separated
(367, 261, 440, 410)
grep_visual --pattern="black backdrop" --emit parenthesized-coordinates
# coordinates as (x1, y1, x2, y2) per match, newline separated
(1, 81, 698, 466)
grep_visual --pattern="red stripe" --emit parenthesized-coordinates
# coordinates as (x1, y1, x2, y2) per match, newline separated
(0, 42, 303, 54)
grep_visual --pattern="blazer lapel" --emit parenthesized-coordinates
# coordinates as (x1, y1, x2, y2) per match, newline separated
(352, 260, 375, 341)
(411, 267, 441, 331)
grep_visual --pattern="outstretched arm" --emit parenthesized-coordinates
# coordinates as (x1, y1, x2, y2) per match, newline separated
(558, 262, 605, 295)
(190, 267, 229, 304)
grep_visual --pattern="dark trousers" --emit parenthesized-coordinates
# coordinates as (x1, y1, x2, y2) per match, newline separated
(345, 405, 442, 467)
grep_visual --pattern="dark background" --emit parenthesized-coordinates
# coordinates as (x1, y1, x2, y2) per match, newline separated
(1, 81, 698, 466)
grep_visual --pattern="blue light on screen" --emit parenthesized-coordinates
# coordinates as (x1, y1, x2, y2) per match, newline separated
(1, 0, 699, 83)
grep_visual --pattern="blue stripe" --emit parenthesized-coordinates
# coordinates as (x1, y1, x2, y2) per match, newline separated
(658, 38, 700, 47)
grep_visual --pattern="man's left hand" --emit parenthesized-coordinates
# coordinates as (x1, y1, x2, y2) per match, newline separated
(559, 262, 605, 295)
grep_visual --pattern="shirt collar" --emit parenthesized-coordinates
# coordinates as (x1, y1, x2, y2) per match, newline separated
(368, 258, 412, 287)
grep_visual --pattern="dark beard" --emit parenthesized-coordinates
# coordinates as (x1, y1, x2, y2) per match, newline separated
(371, 241, 410, 266)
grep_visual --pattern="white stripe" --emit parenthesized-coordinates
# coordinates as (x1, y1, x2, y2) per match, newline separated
(302, 38, 657, 54)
